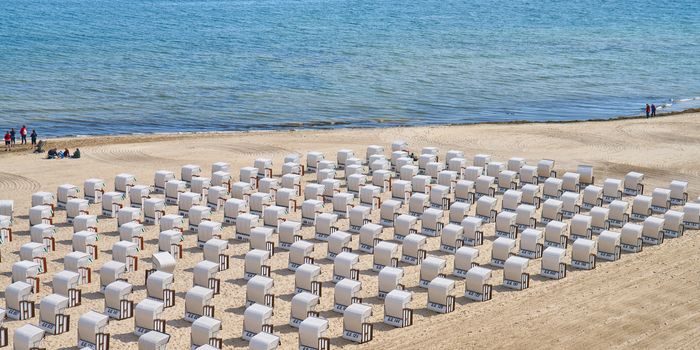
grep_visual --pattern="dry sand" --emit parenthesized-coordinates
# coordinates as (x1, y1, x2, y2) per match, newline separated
(1, 112, 699, 349)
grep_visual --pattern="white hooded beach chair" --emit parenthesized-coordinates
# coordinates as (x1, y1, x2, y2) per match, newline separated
(129, 185, 152, 208)
(662, 207, 686, 236)
(486, 162, 505, 178)
(597, 230, 622, 261)
(289, 292, 320, 327)
(518, 165, 538, 185)
(13, 260, 42, 293)
(321, 179, 341, 202)
(180, 165, 201, 187)
(419, 256, 447, 288)
(282, 158, 304, 176)
(427, 277, 456, 313)
(77, 311, 110, 349)
(453, 246, 479, 278)
(349, 205, 371, 233)
(232, 181, 254, 201)
(683, 203, 700, 230)
(160, 214, 184, 234)
(115, 173, 137, 193)
(298, 317, 330, 350)
(191, 316, 222, 348)
(153, 171, 175, 194)
(669, 180, 689, 205)
(495, 211, 518, 239)
(537, 159, 556, 182)
(411, 175, 432, 195)
(134, 299, 166, 336)
(342, 303, 373, 344)
(651, 187, 672, 213)
(288, 241, 314, 271)
(327, 230, 352, 260)
(223, 198, 248, 224)
(104, 280, 134, 320)
(38, 293, 71, 334)
(472, 154, 489, 169)
(334, 279, 363, 314)
(461, 216, 484, 246)
(393, 214, 417, 241)
(315, 213, 338, 241)
(560, 191, 581, 219)
(276, 188, 299, 213)
(84, 179, 106, 203)
(14, 324, 45, 350)
(333, 252, 360, 283)
(497, 170, 518, 194)
(447, 157, 466, 178)
(306, 151, 325, 173)
(158, 230, 183, 259)
(379, 199, 402, 227)
(520, 184, 542, 210)
(29, 205, 53, 226)
(18, 243, 47, 277)
(203, 239, 230, 271)
(113, 241, 139, 271)
(52, 271, 81, 307)
(429, 185, 450, 210)
(246, 275, 275, 308)
(31, 191, 55, 209)
(102, 191, 126, 217)
(263, 205, 287, 231)
(544, 220, 569, 248)
(245, 249, 272, 279)
(503, 256, 530, 290)
(138, 331, 170, 350)
(295, 264, 322, 297)
(250, 227, 275, 256)
(490, 237, 516, 268)
(197, 221, 223, 248)
(249, 332, 280, 350)
(602, 178, 623, 203)
(347, 173, 367, 194)
(30, 223, 56, 251)
(570, 214, 592, 241)
(118, 206, 142, 228)
(184, 286, 216, 322)
(370, 158, 391, 174)
(236, 213, 259, 241)
(642, 216, 665, 245)
(515, 204, 537, 231)
(64, 251, 92, 285)
(561, 172, 581, 193)
(590, 206, 610, 234)
(577, 165, 595, 186)
(475, 175, 497, 199)
(541, 199, 563, 225)
(425, 161, 444, 180)
(543, 177, 563, 200)
(437, 170, 458, 193)
(73, 230, 99, 260)
(358, 223, 382, 253)
(620, 223, 644, 252)
(100, 261, 127, 294)
(0, 215, 11, 244)
(332, 192, 355, 218)
(540, 247, 567, 279)
(499, 189, 521, 213)
(211, 171, 232, 193)
(518, 228, 544, 259)
(212, 162, 230, 173)
(255, 158, 273, 178)
(418, 154, 437, 174)
(448, 202, 469, 224)
(377, 266, 404, 299)
(400, 164, 419, 181)
(367, 145, 385, 160)
(571, 238, 597, 270)
(464, 266, 493, 301)
(66, 198, 89, 223)
(193, 260, 221, 295)
(394, 156, 412, 173)
(337, 149, 355, 169)
(359, 185, 381, 210)
(440, 224, 464, 253)
(474, 196, 497, 223)
(401, 233, 426, 265)
(206, 186, 229, 211)
(278, 220, 303, 250)
(631, 195, 653, 221)
(623, 172, 645, 196)
(143, 198, 165, 225)
(384, 290, 413, 328)
(421, 208, 445, 237)
(250, 192, 272, 216)
(317, 168, 336, 183)
(146, 270, 175, 308)
(5, 281, 35, 320)
(373, 241, 400, 272)
(582, 185, 603, 210)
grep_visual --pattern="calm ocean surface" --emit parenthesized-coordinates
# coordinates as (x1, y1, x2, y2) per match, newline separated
(1, 0, 699, 137)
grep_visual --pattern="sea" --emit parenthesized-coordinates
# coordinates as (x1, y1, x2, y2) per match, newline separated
(1, 0, 699, 137)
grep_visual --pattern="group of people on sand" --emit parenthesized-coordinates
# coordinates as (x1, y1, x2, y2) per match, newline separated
(4, 125, 38, 151)
(47, 147, 80, 159)
(645, 103, 657, 118)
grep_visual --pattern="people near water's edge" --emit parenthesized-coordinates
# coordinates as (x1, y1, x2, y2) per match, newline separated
(3, 131, 10, 152)
(9, 128, 15, 146)
(30, 130, 37, 146)
(651, 104, 656, 117)
(646, 104, 651, 118)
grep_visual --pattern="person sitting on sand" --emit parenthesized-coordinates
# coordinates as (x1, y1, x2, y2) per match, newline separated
(47, 148, 58, 159)
(34, 140, 45, 153)
(63, 148, 70, 158)
(72, 148, 81, 159)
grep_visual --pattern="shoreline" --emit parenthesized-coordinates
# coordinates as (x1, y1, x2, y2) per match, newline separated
(4, 107, 698, 152)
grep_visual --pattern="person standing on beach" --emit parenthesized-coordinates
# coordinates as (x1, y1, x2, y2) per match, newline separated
(651, 104, 656, 117)
(20, 125, 27, 144)
(645, 104, 651, 118)
(30, 130, 37, 146)
(9, 128, 15, 146)
(4, 131, 10, 151)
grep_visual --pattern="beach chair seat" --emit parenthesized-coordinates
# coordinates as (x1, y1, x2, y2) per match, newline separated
(521, 184, 541, 208)
(448, 201, 470, 224)
(455, 180, 475, 203)
(401, 234, 427, 265)
(503, 256, 530, 290)
(490, 237, 516, 268)
(373, 242, 400, 272)
(421, 208, 445, 237)
(620, 223, 644, 252)
(400, 165, 419, 182)
(475, 196, 498, 223)
(544, 220, 569, 248)
(349, 206, 371, 233)
(623, 172, 645, 196)
(515, 204, 537, 230)
(641, 216, 665, 245)
(419, 257, 447, 288)
(77, 311, 110, 349)
(384, 290, 413, 328)
(631, 195, 653, 221)
(437, 170, 458, 192)
(408, 192, 429, 217)
(377, 266, 404, 298)
(495, 211, 518, 239)
(327, 231, 352, 260)
(391, 179, 412, 203)
(540, 247, 567, 279)
(651, 187, 672, 213)
(486, 162, 505, 178)
(518, 228, 544, 259)
(576, 165, 595, 186)
(537, 159, 556, 181)
(315, 213, 339, 241)
(542, 177, 563, 200)
(590, 206, 610, 234)
(541, 199, 563, 225)
(570, 214, 592, 242)
(582, 185, 603, 210)
(440, 224, 464, 253)
(602, 179, 623, 203)
(571, 238, 596, 270)
(427, 277, 456, 313)
(411, 175, 432, 194)
(448, 157, 467, 179)
(289, 292, 320, 327)
(301, 199, 323, 226)
(333, 279, 363, 313)
(453, 246, 479, 278)
(669, 180, 689, 205)
(596, 230, 621, 261)
(562, 172, 581, 193)
(464, 166, 483, 182)
(683, 203, 700, 230)
(464, 266, 492, 302)
(115, 173, 137, 193)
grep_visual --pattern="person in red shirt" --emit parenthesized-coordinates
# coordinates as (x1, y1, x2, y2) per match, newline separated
(20, 125, 27, 145)
(645, 104, 651, 118)
(4, 131, 11, 151)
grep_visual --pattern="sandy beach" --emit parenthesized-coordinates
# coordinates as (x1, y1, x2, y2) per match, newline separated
(1, 112, 699, 349)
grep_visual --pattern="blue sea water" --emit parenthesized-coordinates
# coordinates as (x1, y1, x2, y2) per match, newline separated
(1, 0, 699, 137)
